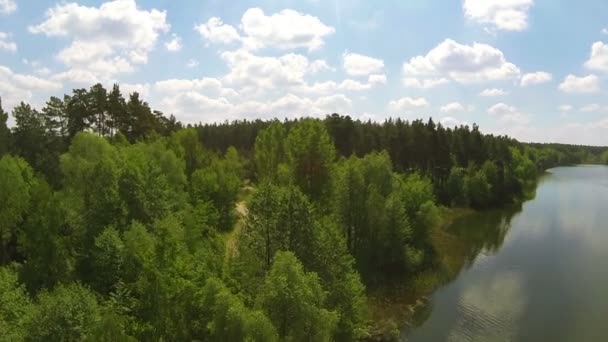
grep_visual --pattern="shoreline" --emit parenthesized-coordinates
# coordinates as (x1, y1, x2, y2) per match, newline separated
(365, 207, 476, 341)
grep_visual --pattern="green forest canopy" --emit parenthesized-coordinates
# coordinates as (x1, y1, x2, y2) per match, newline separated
(0, 83, 606, 341)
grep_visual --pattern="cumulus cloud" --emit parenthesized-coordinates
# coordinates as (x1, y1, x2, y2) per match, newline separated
(440, 102, 472, 113)
(463, 0, 534, 31)
(403, 77, 448, 89)
(480, 88, 508, 96)
(0, 32, 16, 52)
(580, 104, 606, 113)
(558, 74, 600, 93)
(488, 103, 530, 124)
(195, 8, 335, 52)
(158, 92, 352, 123)
(520, 71, 552, 86)
(388, 97, 429, 113)
(309, 59, 333, 73)
(154, 77, 238, 98)
(240, 8, 335, 51)
(0, 65, 62, 111)
(440, 116, 468, 128)
(342, 52, 384, 76)
(585, 41, 608, 72)
(558, 105, 573, 112)
(0, 0, 16, 15)
(220, 49, 316, 92)
(194, 17, 240, 45)
(30, 0, 169, 82)
(403, 39, 520, 84)
(165, 34, 182, 52)
(368, 74, 387, 85)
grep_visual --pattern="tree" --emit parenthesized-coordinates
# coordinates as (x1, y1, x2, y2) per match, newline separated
(60, 133, 124, 246)
(0, 98, 11, 156)
(254, 121, 286, 182)
(19, 183, 77, 292)
(285, 119, 336, 201)
(90, 226, 125, 294)
(168, 128, 208, 177)
(190, 148, 242, 231)
(311, 219, 368, 341)
(200, 278, 278, 341)
(256, 251, 338, 341)
(0, 267, 33, 341)
(242, 184, 316, 270)
(27, 283, 101, 341)
(0, 155, 34, 263)
(447, 166, 467, 206)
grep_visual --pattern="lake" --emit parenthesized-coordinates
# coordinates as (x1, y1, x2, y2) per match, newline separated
(405, 165, 608, 341)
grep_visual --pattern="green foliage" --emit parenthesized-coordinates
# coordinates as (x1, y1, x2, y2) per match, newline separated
(466, 168, 491, 209)
(254, 121, 286, 182)
(447, 166, 467, 206)
(0, 99, 11, 156)
(241, 183, 316, 271)
(91, 226, 125, 294)
(201, 278, 278, 341)
(0, 266, 33, 341)
(0, 155, 35, 263)
(256, 251, 338, 341)
(311, 219, 369, 340)
(3, 83, 606, 341)
(285, 119, 336, 201)
(190, 147, 242, 231)
(27, 283, 101, 341)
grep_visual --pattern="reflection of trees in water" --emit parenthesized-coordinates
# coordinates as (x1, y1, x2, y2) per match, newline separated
(448, 203, 523, 273)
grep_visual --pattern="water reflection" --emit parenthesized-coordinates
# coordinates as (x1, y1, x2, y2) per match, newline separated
(406, 166, 608, 341)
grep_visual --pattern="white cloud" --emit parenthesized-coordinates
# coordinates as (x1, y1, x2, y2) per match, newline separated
(520, 71, 552, 86)
(0, 65, 62, 111)
(403, 77, 449, 89)
(388, 97, 429, 112)
(558, 74, 600, 93)
(463, 0, 534, 32)
(219, 49, 353, 96)
(585, 41, 608, 72)
(121, 83, 151, 97)
(158, 91, 352, 123)
(154, 77, 238, 98)
(403, 39, 520, 84)
(342, 52, 384, 76)
(488, 102, 530, 124)
(440, 102, 472, 113)
(603, 28, 608, 35)
(165, 34, 182, 52)
(309, 59, 333, 73)
(240, 8, 335, 51)
(186, 59, 199, 68)
(440, 116, 468, 128)
(480, 88, 508, 96)
(0, 32, 16, 52)
(368, 74, 387, 85)
(558, 105, 573, 112)
(580, 104, 606, 113)
(337, 79, 370, 91)
(0, 0, 16, 15)
(30, 0, 169, 82)
(195, 17, 240, 45)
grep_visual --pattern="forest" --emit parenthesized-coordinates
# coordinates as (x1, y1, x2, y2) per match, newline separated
(1, 83, 606, 341)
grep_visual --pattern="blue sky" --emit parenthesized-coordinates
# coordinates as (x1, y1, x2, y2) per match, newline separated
(2, 0, 608, 145)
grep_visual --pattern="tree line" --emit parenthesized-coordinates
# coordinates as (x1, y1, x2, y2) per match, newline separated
(0, 84, 606, 341)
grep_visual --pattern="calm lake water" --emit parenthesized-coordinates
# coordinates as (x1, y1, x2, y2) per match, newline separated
(405, 165, 608, 342)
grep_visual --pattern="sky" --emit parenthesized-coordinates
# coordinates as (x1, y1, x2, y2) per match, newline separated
(2, 0, 608, 145)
